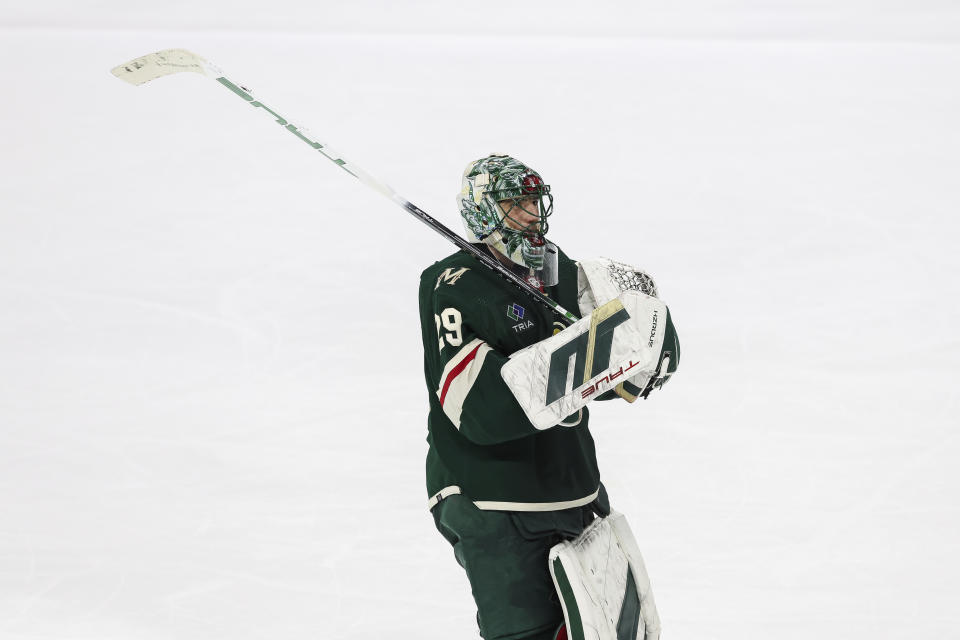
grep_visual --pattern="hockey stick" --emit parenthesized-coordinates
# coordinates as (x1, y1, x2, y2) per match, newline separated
(110, 49, 580, 327)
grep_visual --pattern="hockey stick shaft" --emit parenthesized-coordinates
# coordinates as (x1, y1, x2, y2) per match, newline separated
(111, 49, 579, 326)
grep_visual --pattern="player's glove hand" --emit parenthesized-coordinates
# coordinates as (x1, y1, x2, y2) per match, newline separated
(576, 258, 679, 402)
(501, 290, 673, 430)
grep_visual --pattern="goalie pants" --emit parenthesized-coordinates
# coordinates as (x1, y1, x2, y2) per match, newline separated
(431, 487, 610, 640)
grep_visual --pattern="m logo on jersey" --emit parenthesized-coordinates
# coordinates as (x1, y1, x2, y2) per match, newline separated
(545, 301, 631, 405)
(435, 267, 470, 289)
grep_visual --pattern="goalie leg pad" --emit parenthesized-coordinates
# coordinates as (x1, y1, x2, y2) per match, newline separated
(548, 511, 661, 640)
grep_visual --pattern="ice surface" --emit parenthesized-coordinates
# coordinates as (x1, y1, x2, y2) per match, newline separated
(1, 7, 958, 640)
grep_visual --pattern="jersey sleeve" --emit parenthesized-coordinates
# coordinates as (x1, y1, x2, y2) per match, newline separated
(422, 276, 542, 446)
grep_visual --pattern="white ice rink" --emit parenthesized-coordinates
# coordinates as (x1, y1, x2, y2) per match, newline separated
(1, 2, 959, 638)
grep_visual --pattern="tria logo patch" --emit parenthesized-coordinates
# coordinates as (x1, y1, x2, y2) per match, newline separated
(512, 320, 536, 333)
(507, 303, 534, 332)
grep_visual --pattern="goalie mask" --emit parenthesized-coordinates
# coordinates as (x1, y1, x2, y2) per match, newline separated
(458, 154, 557, 280)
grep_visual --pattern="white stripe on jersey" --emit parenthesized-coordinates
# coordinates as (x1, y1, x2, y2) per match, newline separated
(436, 338, 493, 429)
(425, 486, 600, 512)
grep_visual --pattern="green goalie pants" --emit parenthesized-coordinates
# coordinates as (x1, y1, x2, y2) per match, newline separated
(431, 488, 610, 640)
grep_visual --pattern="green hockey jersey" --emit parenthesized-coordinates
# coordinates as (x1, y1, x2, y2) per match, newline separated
(419, 245, 603, 512)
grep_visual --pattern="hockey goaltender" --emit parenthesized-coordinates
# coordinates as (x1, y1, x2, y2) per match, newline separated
(418, 154, 679, 640)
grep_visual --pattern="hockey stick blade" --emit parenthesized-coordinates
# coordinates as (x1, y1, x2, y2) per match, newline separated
(111, 49, 220, 86)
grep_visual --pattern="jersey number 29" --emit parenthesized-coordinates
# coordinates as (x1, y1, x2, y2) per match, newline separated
(435, 308, 462, 350)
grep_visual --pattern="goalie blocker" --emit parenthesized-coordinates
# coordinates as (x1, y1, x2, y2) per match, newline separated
(549, 511, 661, 640)
(501, 289, 677, 431)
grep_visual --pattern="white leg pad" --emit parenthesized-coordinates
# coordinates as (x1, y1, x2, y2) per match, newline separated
(548, 511, 661, 640)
